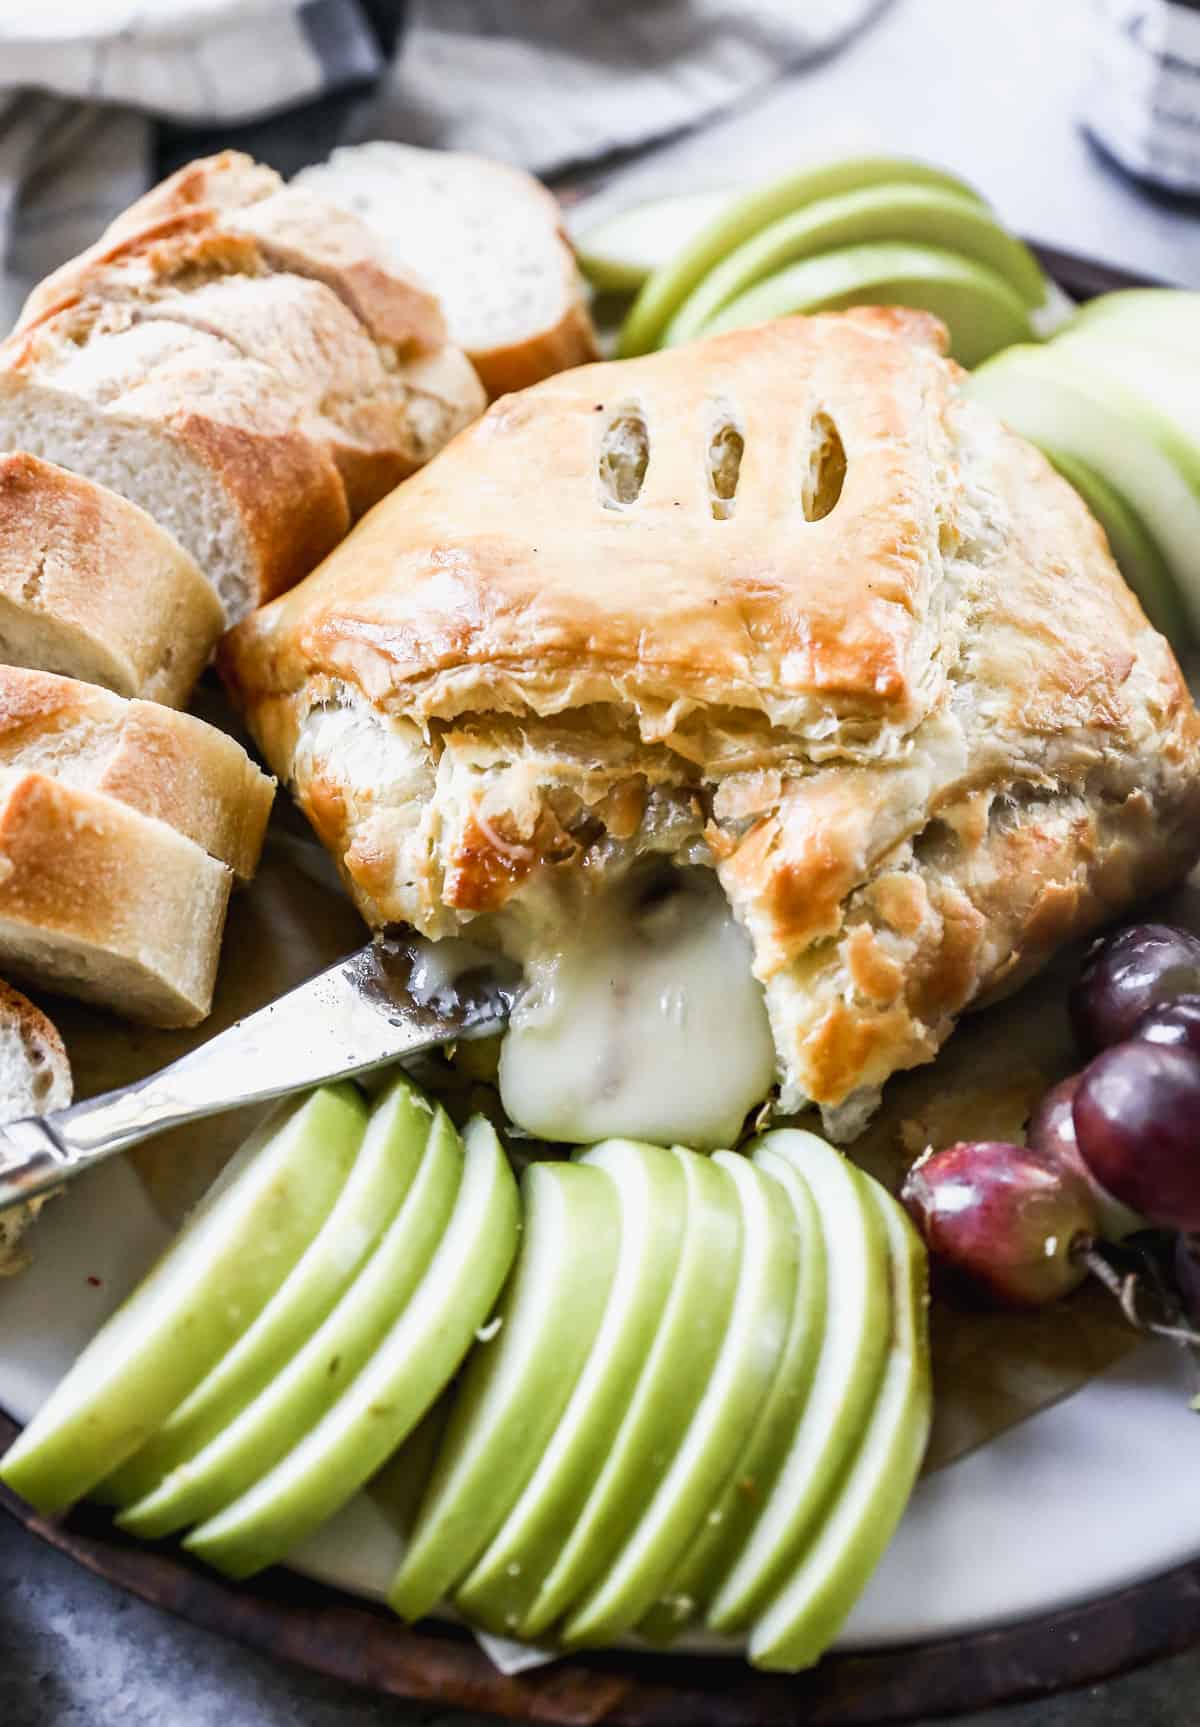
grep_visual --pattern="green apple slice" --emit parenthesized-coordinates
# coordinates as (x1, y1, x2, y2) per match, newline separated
(1064, 289, 1200, 360)
(968, 344, 1200, 633)
(1052, 330, 1200, 439)
(516, 1146, 742, 1641)
(665, 184, 1046, 346)
(115, 1099, 463, 1539)
(453, 1140, 689, 1636)
(748, 1185, 931, 1671)
(560, 1151, 797, 1648)
(106, 1076, 437, 1511)
(617, 155, 985, 356)
(1041, 446, 1190, 644)
(639, 1146, 826, 1642)
(700, 243, 1034, 366)
(1046, 336, 1200, 636)
(185, 1116, 519, 1579)
(1, 1086, 367, 1514)
(706, 1130, 889, 1634)
(574, 190, 733, 293)
(368, 1399, 450, 1540)
(386, 1157, 622, 1621)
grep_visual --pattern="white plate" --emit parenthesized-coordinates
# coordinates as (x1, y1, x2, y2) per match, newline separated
(2, 1152, 1195, 1656)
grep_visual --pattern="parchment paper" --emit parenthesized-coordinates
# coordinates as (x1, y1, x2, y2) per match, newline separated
(33, 681, 1194, 1476)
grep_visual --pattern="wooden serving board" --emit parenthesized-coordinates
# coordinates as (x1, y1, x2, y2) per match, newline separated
(2, 242, 1193, 1725)
(6, 1414, 1200, 1725)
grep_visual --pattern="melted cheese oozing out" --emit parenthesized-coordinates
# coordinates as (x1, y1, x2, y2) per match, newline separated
(498, 869, 776, 1151)
(407, 935, 507, 1010)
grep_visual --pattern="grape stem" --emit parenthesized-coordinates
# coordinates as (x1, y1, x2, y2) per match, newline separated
(1081, 1246, 1200, 1349)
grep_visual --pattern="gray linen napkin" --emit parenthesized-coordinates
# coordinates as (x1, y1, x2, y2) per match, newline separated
(0, 0, 378, 328)
(356, 0, 891, 174)
(0, 0, 887, 329)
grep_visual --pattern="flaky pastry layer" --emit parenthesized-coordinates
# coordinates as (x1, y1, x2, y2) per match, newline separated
(223, 311, 1200, 1127)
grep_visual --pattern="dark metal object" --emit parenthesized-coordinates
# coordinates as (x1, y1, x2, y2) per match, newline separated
(1028, 239, 1172, 298)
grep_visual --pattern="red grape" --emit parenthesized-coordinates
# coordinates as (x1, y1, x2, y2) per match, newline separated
(1073, 1041, 1200, 1231)
(1133, 994, 1200, 1059)
(1026, 1076, 1079, 1166)
(901, 1140, 1098, 1308)
(1070, 924, 1200, 1056)
(1027, 1075, 1142, 1240)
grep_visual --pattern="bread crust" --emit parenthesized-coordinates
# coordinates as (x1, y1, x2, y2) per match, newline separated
(223, 311, 1200, 1123)
(471, 299, 603, 400)
(0, 666, 274, 880)
(431, 150, 599, 396)
(168, 403, 351, 608)
(0, 772, 231, 1027)
(0, 453, 222, 707)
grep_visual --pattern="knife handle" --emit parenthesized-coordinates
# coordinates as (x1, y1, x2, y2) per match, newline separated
(0, 1117, 74, 1211)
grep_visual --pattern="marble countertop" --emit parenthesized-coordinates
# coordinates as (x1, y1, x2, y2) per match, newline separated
(4, 1, 1200, 1723)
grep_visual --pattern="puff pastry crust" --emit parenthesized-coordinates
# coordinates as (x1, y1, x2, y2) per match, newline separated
(223, 309, 1200, 1130)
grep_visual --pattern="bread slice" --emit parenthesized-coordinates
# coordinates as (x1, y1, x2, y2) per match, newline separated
(21, 151, 448, 356)
(0, 452, 222, 707)
(1, 152, 485, 620)
(22, 263, 483, 521)
(0, 981, 72, 1277)
(294, 143, 599, 398)
(0, 666, 274, 880)
(14, 166, 483, 522)
(0, 771, 231, 1027)
(0, 668, 272, 1035)
(0, 316, 351, 623)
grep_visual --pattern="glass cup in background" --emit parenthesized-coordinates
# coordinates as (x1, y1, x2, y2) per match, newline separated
(1084, 0, 1200, 194)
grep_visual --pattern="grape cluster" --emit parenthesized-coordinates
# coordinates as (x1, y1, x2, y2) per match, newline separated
(902, 924, 1200, 1309)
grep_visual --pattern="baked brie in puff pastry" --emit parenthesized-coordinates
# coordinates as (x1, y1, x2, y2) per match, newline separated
(223, 309, 1200, 1143)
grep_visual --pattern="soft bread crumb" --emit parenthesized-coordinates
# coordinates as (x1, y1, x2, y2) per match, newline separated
(0, 983, 71, 1276)
(294, 143, 597, 394)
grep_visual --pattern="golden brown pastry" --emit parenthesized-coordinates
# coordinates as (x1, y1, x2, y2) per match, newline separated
(222, 310, 1200, 1136)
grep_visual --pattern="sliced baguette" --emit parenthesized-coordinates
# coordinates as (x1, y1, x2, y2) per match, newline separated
(0, 771, 231, 1027)
(0, 666, 274, 880)
(0, 453, 222, 707)
(14, 172, 484, 523)
(294, 143, 599, 398)
(159, 276, 482, 517)
(0, 980, 72, 1277)
(2, 155, 486, 608)
(19, 151, 448, 357)
(21, 259, 483, 522)
(0, 316, 351, 623)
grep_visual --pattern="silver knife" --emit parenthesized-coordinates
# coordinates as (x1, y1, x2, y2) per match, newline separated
(0, 936, 517, 1216)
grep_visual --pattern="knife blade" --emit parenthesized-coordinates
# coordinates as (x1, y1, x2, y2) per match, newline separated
(0, 934, 517, 1215)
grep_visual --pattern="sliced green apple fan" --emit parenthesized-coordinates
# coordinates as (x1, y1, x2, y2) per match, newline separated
(0, 1075, 930, 1674)
(573, 154, 1048, 366)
